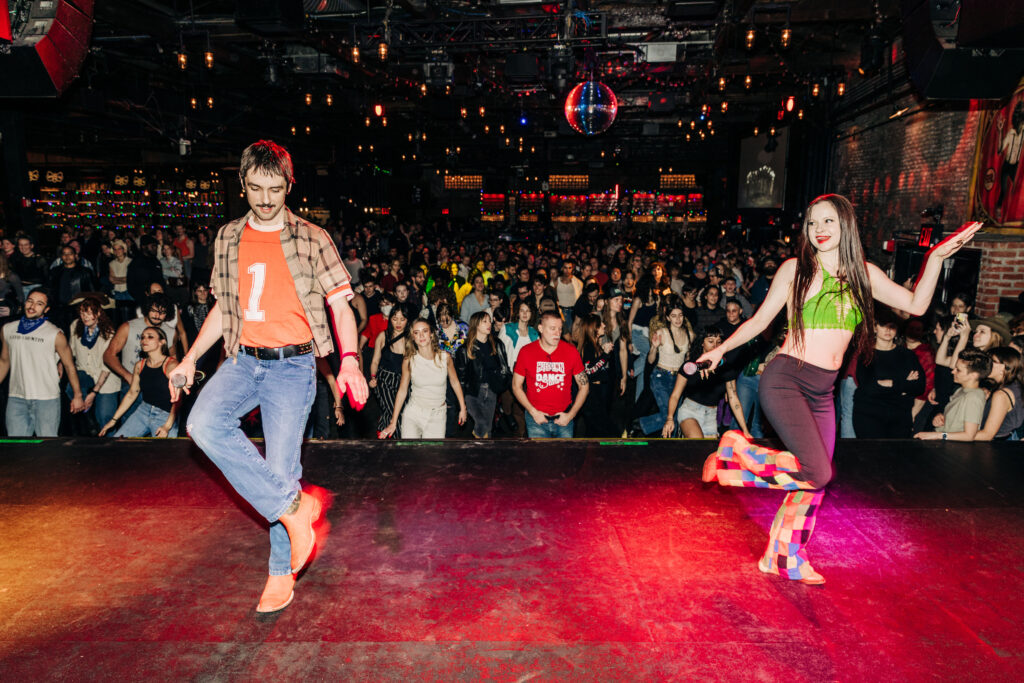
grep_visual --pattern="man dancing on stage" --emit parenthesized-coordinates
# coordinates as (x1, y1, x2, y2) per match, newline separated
(169, 140, 367, 613)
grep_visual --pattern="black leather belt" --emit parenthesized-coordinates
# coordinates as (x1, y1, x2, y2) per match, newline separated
(241, 341, 313, 360)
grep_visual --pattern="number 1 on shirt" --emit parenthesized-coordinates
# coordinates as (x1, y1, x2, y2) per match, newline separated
(245, 263, 267, 321)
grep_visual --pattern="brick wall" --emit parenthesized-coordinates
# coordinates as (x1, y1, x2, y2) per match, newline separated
(830, 94, 982, 252)
(974, 236, 1024, 317)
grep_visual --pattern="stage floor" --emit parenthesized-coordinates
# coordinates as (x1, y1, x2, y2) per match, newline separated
(1, 436, 1022, 681)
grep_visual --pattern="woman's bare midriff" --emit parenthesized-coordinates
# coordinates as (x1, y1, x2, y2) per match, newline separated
(778, 328, 854, 371)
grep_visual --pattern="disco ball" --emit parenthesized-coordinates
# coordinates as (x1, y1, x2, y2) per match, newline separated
(564, 81, 618, 135)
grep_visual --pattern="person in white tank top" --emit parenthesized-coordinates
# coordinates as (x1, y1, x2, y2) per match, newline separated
(635, 301, 693, 436)
(379, 319, 467, 439)
(0, 289, 86, 435)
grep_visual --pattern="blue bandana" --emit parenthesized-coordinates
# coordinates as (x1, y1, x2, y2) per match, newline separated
(81, 324, 100, 349)
(17, 316, 48, 335)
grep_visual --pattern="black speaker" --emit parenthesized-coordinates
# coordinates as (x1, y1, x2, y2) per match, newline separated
(901, 0, 1024, 99)
(0, 0, 94, 98)
(505, 53, 539, 83)
(235, 0, 304, 36)
(957, 0, 1024, 49)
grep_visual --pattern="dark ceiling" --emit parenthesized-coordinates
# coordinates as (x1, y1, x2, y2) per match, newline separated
(7, 0, 904, 171)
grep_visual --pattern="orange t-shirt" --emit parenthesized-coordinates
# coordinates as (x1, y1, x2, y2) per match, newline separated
(238, 223, 313, 348)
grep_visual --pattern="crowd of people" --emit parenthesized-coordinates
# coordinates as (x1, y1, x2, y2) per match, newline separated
(1, 212, 1022, 442)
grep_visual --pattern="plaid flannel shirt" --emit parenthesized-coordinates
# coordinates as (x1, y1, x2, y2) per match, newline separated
(211, 208, 353, 359)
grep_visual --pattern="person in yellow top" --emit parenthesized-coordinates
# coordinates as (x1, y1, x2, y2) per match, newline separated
(696, 194, 981, 586)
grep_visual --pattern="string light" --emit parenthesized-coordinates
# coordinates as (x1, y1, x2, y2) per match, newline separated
(479, 106, 486, 117)
(690, 120, 696, 130)
(177, 52, 188, 70)
(378, 42, 388, 61)
(305, 92, 312, 106)
(781, 27, 792, 49)
(797, 109, 804, 120)
(206, 96, 214, 109)
(365, 117, 371, 127)
(326, 93, 333, 106)
(460, 107, 467, 118)
(720, 101, 729, 113)
(421, 83, 428, 96)
(381, 117, 387, 127)
(204, 51, 214, 69)
(745, 27, 756, 50)
(351, 46, 360, 63)
(291, 126, 297, 135)
(190, 97, 197, 109)
(837, 81, 846, 96)
(812, 83, 820, 97)
(305, 125, 311, 135)
(745, 74, 752, 90)
(718, 76, 726, 92)
(753, 126, 759, 136)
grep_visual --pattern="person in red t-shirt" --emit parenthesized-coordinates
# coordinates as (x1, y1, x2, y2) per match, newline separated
(512, 309, 589, 438)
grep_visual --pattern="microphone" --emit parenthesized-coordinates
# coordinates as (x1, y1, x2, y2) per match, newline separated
(171, 371, 205, 388)
(681, 360, 721, 376)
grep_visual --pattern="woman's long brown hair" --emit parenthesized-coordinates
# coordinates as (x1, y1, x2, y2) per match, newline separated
(791, 194, 875, 362)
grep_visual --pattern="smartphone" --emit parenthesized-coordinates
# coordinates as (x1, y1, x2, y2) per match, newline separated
(955, 312, 967, 325)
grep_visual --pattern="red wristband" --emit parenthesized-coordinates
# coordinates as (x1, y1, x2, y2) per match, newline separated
(341, 351, 359, 362)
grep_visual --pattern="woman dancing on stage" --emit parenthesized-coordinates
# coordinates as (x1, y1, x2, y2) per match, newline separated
(695, 194, 981, 585)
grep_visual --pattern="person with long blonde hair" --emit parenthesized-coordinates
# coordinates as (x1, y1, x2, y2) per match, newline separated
(696, 194, 981, 585)
(379, 319, 466, 439)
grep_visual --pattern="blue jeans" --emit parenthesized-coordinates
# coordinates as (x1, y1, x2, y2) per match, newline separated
(731, 373, 764, 438)
(837, 375, 857, 438)
(114, 401, 176, 437)
(631, 326, 650, 399)
(187, 351, 317, 577)
(638, 367, 677, 434)
(6, 396, 60, 436)
(560, 306, 574, 334)
(525, 411, 573, 438)
(66, 370, 118, 427)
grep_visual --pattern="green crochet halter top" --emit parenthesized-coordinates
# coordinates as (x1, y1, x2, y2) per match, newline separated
(797, 266, 863, 332)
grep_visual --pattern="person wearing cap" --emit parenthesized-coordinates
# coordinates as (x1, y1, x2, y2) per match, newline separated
(126, 234, 165, 305)
(167, 140, 368, 614)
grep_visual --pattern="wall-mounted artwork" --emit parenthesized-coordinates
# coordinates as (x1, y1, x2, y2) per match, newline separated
(970, 79, 1024, 229)
(738, 128, 789, 209)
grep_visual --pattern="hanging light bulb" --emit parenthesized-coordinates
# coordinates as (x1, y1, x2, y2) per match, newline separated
(456, 146, 461, 154)
(677, 119, 683, 127)
(460, 107, 467, 118)
(365, 117, 371, 127)
(753, 126, 759, 136)
(812, 83, 820, 97)
(421, 83, 428, 96)
(718, 76, 726, 92)
(781, 27, 792, 49)
(499, 124, 505, 134)
(351, 46, 360, 63)
(291, 126, 297, 135)
(204, 50, 214, 69)
(378, 42, 388, 61)
(305, 92, 312, 106)
(422, 132, 427, 141)
(769, 126, 776, 136)
(407, 133, 413, 142)
(785, 95, 796, 112)
(685, 133, 691, 142)
(484, 124, 490, 134)
(720, 101, 729, 113)
(479, 106, 486, 117)
(744, 74, 752, 90)
(745, 27, 756, 50)
(305, 125, 311, 135)
(358, 144, 363, 152)
(382, 117, 388, 127)
(178, 52, 188, 70)
(690, 120, 696, 130)
(326, 93, 333, 106)
(797, 109, 804, 120)
(207, 96, 214, 109)
(837, 81, 846, 96)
